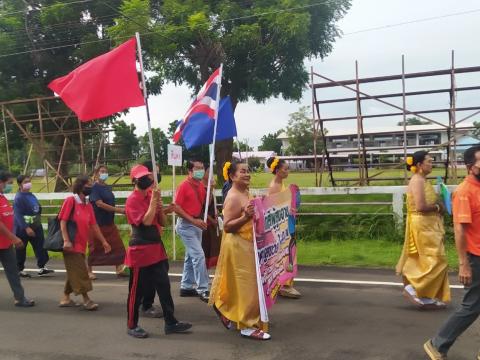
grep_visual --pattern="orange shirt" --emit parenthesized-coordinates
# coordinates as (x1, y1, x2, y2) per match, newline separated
(452, 175, 480, 256)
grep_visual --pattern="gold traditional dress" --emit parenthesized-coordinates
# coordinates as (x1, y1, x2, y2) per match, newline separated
(396, 181, 451, 302)
(209, 220, 268, 331)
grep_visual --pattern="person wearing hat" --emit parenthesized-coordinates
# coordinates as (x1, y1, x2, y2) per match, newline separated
(124, 164, 192, 338)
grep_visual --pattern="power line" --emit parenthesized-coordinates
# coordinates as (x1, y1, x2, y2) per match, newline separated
(343, 8, 480, 36)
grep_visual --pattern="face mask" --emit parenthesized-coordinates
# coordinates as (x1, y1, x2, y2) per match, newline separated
(3, 183, 13, 194)
(23, 182, 32, 191)
(192, 169, 205, 180)
(99, 173, 109, 181)
(82, 186, 92, 197)
(137, 176, 154, 190)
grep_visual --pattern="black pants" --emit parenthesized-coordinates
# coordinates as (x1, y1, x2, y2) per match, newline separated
(432, 253, 480, 354)
(16, 226, 49, 271)
(127, 260, 177, 329)
(141, 284, 156, 311)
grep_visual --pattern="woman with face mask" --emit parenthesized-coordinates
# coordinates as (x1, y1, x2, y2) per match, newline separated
(14, 175, 53, 278)
(266, 157, 301, 299)
(58, 176, 111, 310)
(396, 151, 450, 309)
(87, 165, 127, 280)
(124, 164, 192, 338)
(0, 170, 35, 307)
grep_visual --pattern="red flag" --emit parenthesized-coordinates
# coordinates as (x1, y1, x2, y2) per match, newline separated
(48, 38, 145, 122)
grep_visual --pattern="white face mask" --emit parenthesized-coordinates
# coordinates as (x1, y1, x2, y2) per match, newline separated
(23, 182, 32, 191)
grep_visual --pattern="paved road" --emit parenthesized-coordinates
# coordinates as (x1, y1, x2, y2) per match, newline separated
(0, 263, 478, 360)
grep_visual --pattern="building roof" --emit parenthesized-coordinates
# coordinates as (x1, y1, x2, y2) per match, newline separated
(325, 124, 475, 137)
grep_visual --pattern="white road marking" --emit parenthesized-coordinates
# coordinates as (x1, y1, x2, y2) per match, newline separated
(1, 268, 465, 289)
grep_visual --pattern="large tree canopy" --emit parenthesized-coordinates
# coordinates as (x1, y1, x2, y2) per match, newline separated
(108, 0, 351, 178)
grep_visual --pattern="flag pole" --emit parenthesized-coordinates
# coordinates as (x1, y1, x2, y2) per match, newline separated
(135, 32, 158, 185)
(204, 64, 223, 222)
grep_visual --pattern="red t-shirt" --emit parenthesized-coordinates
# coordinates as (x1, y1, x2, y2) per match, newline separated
(58, 196, 96, 254)
(452, 175, 480, 256)
(0, 194, 14, 249)
(175, 179, 206, 218)
(124, 189, 167, 267)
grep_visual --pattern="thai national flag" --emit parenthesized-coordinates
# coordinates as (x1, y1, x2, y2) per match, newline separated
(173, 68, 237, 149)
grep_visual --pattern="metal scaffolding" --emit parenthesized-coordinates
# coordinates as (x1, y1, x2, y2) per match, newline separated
(0, 96, 127, 191)
(311, 52, 480, 186)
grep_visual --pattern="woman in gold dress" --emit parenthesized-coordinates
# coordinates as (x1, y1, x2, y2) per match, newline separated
(266, 156, 301, 299)
(396, 151, 450, 309)
(209, 161, 270, 340)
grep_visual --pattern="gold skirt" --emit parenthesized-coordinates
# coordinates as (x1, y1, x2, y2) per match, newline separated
(396, 213, 450, 302)
(209, 231, 267, 331)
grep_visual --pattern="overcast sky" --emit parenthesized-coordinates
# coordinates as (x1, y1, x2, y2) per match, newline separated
(123, 0, 480, 147)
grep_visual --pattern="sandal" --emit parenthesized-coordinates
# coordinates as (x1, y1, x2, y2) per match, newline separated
(83, 300, 99, 311)
(240, 328, 271, 340)
(59, 300, 80, 308)
(213, 304, 232, 330)
(15, 299, 35, 307)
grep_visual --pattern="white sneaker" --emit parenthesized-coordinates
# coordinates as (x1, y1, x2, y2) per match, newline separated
(240, 328, 271, 340)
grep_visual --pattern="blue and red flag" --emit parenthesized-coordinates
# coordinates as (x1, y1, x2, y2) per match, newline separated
(173, 68, 237, 149)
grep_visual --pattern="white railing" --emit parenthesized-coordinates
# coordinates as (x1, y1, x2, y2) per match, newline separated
(6, 185, 456, 230)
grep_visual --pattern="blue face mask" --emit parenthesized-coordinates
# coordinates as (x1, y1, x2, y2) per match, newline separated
(192, 169, 205, 180)
(3, 183, 13, 194)
(99, 173, 109, 181)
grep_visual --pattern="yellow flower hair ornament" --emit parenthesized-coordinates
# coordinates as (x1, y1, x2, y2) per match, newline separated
(406, 156, 413, 166)
(223, 162, 232, 181)
(410, 165, 417, 173)
(269, 157, 280, 173)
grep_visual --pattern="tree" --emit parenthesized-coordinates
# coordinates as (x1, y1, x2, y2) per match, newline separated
(473, 121, 480, 139)
(0, 0, 124, 188)
(108, 0, 351, 180)
(233, 140, 253, 152)
(258, 131, 282, 154)
(397, 117, 431, 126)
(139, 128, 170, 169)
(285, 106, 316, 156)
(111, 121, 139, 170)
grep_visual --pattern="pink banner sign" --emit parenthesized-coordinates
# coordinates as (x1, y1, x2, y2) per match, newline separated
(253, 185, 299, 312)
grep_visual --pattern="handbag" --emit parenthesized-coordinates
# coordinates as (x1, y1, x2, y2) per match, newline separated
(44, 199, 77, 252)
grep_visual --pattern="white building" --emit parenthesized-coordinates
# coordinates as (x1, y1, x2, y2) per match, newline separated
(277, 124, 478, 168)
(232, 151, 276, 171)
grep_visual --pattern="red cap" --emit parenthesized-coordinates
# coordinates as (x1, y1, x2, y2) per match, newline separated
(130, 165, 151, 180)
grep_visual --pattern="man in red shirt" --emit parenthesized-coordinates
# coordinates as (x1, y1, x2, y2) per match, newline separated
(0, 171, 35, 307)
(174, 160, 209, 302)
(425, 146, 480, 360)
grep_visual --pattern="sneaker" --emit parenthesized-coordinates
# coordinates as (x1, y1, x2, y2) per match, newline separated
(279, 286, 301, 299)
(141, 306, 163, 318)
(19, 271, 31, 278)
(423, 340, 447, 360)
(199, 291, 210, 303)
(240, 328, 271, 340)
(127, 326, 148, 339)
(38, 268, 54, 276)
(15, 298, 35, 307)
(165, 321, 192, 335)
(179, 288, 198, 297)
